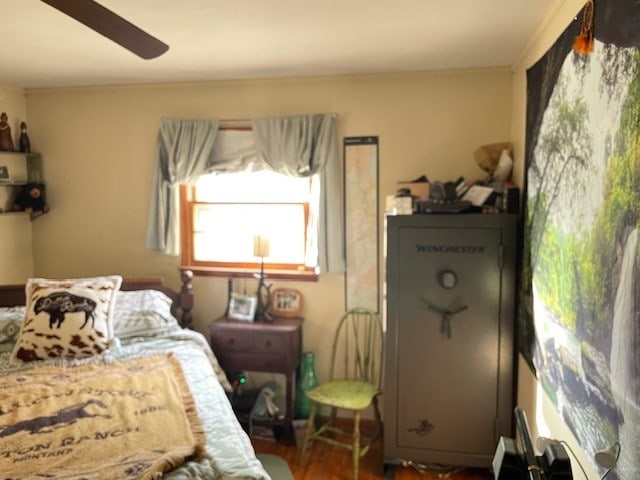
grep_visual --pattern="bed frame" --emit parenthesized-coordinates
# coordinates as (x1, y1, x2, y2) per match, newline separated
(0, 269, 195, 329)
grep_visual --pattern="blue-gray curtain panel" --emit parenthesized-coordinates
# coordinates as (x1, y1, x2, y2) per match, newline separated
(146, 118, 219, 255)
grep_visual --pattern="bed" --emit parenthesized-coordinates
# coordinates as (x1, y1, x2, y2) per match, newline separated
(0, 270, 271, 480)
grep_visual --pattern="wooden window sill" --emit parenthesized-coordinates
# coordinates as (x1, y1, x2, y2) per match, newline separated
(181, 265, 319, 282)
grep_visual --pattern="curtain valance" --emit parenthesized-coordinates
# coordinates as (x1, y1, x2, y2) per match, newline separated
(145, 113, 344, 274)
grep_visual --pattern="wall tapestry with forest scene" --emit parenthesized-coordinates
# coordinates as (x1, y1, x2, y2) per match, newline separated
(521, 1, 640, 478)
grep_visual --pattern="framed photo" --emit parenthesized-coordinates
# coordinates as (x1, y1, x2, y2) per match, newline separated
(270, 288, 303, 318)
(228, 293, 257, 322)
(0, 165, 10, 182)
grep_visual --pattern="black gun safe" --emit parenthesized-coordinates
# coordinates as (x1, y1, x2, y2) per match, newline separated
(384, 214, 517, 469)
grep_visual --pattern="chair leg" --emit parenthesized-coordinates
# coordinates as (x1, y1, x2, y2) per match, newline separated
(297, 402, 318, 465)
(329, 406, 337, 438)
(352, 410, 361, 480)
(330, 406, 337, 423)
(373, 395, 383, 441)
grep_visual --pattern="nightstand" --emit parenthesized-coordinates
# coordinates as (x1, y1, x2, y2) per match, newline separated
(209, 316, 302, 444)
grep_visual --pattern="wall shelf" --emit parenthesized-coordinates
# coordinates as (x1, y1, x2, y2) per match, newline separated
(0, 151, 46, 219)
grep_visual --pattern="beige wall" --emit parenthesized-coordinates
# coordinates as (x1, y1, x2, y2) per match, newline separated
(23, 68, 512, 383)
(0, 82, 28, 129)
(510, 0, 598, 478)
(0, 82, 33, 283)
(0, 213, 34, 283)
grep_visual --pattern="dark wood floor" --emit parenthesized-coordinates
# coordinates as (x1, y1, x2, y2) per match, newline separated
(251, 436, 493, 480)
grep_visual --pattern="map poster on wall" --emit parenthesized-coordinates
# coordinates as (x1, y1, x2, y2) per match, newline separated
(344, 136, 379, 312)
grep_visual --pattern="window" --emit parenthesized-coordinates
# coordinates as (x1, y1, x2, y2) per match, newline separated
(180, 168, 319, 279)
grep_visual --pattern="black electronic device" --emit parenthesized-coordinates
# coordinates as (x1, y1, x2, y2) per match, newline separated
(492, 407, 573, 480)
(539, 443, 572, 480)
(492, 436, 526, 480)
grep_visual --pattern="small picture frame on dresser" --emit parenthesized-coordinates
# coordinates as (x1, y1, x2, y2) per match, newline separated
(269, 288, 303, 318)
(228, 293, 257, 322)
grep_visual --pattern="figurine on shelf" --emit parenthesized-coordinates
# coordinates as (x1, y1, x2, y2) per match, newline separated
(0, 112, 14, 152)
(19, 122, 30, 153)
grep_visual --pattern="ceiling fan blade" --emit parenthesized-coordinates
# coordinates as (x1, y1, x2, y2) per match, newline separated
(40, 0, 169, 59)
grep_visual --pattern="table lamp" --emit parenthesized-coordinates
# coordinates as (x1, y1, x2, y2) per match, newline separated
(253, 235, 273, 322)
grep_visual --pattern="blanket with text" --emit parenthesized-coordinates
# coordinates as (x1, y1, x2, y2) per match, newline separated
(0, 353, 204, 480)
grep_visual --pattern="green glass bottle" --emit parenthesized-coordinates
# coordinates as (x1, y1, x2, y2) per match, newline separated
(295, 351, 319, 419)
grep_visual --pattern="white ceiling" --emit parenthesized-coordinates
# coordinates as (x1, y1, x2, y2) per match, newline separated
(0, 0, 558, 89)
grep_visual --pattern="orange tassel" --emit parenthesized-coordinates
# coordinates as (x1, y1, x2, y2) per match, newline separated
(573, 0, 594, 55)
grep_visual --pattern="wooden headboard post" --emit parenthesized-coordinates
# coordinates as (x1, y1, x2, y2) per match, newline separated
(179, 269, 194, 329)
(0, 285, 26, 307)
(119, 270, 195, 330)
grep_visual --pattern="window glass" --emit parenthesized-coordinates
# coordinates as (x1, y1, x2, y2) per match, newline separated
(192, 201, 307, 264)
(183, 169, 316, 272)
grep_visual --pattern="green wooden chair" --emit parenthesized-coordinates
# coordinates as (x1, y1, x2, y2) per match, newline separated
(298, 308, 383, 480)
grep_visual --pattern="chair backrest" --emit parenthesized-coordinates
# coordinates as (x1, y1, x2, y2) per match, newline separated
(329, 308, 383, 388)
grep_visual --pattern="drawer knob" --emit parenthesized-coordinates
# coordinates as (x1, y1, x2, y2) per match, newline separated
(227, 338, 235, 346)
(265, 340, 272, 348)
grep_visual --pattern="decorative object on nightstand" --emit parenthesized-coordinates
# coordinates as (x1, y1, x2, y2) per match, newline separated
(270, 288, 303, 318)
(224, 278, 233, 316)
(227, 292, 257, 322)
(0, 113, 14, 152)
(253, 235, 273, 322)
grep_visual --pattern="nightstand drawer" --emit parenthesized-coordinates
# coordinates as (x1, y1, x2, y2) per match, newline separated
(223, 352, 286, 373)
(211, 330, 252, 352)
(252, 332, 286, 352)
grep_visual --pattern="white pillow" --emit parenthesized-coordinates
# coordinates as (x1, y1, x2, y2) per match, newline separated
(113, 289, 179, 339)
(0, 306, 26, 322)
(11, 276, 122, 362)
